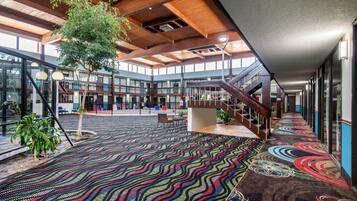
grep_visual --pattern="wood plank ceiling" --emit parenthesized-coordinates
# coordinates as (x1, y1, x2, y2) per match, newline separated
(0, 0, 252, 68)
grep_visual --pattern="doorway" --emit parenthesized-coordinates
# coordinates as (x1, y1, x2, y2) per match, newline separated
(287, 96, 295, 112)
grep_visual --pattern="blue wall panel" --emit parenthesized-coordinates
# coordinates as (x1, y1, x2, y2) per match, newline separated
(295, 105, 301, 113)
(315, 111, 318, 134)
(342, 122, 352, 177)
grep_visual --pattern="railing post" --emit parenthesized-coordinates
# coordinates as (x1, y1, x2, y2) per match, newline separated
(257, 114, 260, 134)
(249, 107, 251, 128)
(241, 103, 243, 122)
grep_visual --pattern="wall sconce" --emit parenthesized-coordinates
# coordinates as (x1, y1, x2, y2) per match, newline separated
(339, 40, 348, 60)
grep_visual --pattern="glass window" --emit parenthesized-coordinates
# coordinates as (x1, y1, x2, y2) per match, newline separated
(159, 68, 166, 75)
(195, 63, 204, 71)
(45, 44, 60, 57)
(19, 37, 39, 53)
(242, 57, 255, 67)
(232, 58, 242, 68)
(216, 60, 228, 69)
(0, 32, 17, 48)
(119, 62, 129, 71)
(146, 68, 152, 75)
(205, 62, 216, 71)
(132, 65, 138, 72)
(185, 64, 194, 73)
(153, 69, 159, 75)
(175, 66, 181, 74)
(167, 67, 175, 74)
(138, 66, 145, 74)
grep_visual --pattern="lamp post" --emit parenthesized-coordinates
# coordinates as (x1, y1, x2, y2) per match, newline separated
(52, 70, 64, 119)
(219, 35, 229, 81)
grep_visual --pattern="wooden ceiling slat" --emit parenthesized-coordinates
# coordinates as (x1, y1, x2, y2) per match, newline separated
(164, 2, 208, 38)
(118, 31, 240, 60)
(0, 23, 41, 39)
(0, 5, 56, 31)
(13, 0, 67, 19)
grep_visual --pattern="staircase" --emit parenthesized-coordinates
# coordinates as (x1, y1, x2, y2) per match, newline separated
(187, 62, 271, 140)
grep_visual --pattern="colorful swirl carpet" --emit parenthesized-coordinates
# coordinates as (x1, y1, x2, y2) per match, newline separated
(227, 113, 357, 201)
(0, 117, 263, 201)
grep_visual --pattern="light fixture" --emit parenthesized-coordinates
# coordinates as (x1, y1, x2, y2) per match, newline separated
(35, 71, 48, 80)
(52, 71, 64, 81)
(149, 7, 152, 10)
(31, 62, 39, 67)
(218, 35, 229, 43)
(339, 40, 348, 60)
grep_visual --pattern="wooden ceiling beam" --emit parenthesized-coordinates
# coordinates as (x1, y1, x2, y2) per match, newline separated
(161, 52, 181, 62)
(215, 45, 232, 56)
(0, 24, 41, 39)
(113, 0, 173, 16)
(190, 51, 205, 59)
(0, 5, 56, 31)
(164, 2, 208, 38)
(41, 31, 61, 44)
(118, 31, 240, 60)
(127, 59, 153, 67)
(142, 56, 165, 65)
(13, 0, 67, 19)
(127, 16, 174, 44)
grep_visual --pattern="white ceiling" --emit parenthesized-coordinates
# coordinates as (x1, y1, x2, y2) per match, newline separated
(219, 0, 357, 91)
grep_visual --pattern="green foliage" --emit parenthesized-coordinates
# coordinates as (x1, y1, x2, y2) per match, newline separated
(216, 109, 231, 124)
(11, 113, 61, 158)
(51, 0, 130, 72)
(178, 111, 187, 117)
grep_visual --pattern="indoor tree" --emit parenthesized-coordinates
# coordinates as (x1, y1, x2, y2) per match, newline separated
(51, 0, 129, 138)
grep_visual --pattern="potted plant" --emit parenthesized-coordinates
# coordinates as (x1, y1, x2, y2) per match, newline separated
(51, 0, 130, 139)
(11, 113, 61, 159)
(216, 109, 231, 125)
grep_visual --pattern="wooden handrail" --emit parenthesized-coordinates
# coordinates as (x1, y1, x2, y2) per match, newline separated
(229, 61, 261, 84)
(187, 80, 271, 118)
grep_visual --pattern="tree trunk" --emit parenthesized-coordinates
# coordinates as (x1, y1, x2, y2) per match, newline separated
(77, 69, 91, 137)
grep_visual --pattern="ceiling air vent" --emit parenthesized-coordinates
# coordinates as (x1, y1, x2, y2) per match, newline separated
(144, 16, 188, 33)
(159, 23, 174, 32)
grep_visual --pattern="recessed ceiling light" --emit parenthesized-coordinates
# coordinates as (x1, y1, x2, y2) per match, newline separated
(218, 35, 228, 43)
(149, 7, 152, 10)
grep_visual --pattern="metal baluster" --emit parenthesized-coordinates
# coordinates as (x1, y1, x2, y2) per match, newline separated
(249, 107, 251, 128)
(241, 103, 244, 122)
(257, 113, 260, 134)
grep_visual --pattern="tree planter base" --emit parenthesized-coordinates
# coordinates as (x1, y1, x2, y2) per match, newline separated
(66, 130, 97, 142)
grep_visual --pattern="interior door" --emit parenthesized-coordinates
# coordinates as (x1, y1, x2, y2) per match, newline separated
(288, 96, 296, 113)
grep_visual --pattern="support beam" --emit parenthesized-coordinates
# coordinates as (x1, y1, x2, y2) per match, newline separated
(143, 56, 165, 65)
(164, 2, 208, 38)
(13, 0, 67, 19)
(41, 31, 61, 44)
(114, 0, 173, 16)
(190, 51, 204, 59)
(215, 44, 231, 56)
(0, 5, 56, 31)
(118, 31, 240, 60)
(161, 53, 181, 62)
(0, 24, 41, 39)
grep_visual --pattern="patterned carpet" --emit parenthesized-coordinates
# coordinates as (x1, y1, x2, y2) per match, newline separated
(227, 113, 357, 201)
(0, 116, 263, 201)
